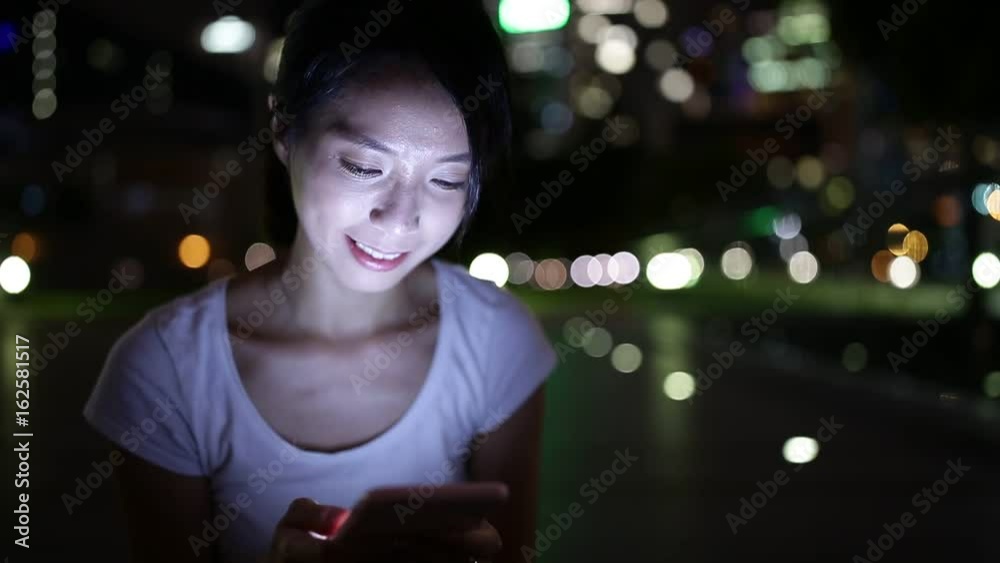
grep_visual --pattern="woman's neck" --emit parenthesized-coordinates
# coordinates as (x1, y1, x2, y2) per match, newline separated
(268, 233, 433, 341)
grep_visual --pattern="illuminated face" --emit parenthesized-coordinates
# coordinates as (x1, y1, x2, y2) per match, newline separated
(278, 59, 470, 293)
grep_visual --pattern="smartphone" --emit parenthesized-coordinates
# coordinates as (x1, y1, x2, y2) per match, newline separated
(321, 481, 509, 540)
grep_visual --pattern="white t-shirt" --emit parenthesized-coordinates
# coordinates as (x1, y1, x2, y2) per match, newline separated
(83, 258, 557, 563)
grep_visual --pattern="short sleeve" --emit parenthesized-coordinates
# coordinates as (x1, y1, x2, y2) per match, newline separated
(82, 315, 205, 476)
(477, 290, 557, 434)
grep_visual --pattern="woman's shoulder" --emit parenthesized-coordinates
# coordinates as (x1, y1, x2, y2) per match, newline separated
(108, 278, 227, 364)
(433, 258, 544, 333)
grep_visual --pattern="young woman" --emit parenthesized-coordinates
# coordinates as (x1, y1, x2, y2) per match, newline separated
(82, 1, 557, 562)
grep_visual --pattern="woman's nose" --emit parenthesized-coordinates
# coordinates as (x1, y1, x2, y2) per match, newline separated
(369, 184, 420, 235)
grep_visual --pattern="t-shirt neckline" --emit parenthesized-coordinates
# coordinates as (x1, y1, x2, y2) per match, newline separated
(214, 258, 451, 461)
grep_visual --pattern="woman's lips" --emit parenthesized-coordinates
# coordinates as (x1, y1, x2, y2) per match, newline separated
(346, 235, 410, 272)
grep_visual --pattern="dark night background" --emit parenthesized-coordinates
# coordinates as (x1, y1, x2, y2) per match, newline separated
(2, 0, 999, 561)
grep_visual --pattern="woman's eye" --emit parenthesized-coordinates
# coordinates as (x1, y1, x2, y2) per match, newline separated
(432, 179, 467, 190)
(340, 159, 382, 179)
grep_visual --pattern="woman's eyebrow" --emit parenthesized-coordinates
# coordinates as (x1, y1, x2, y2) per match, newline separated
(327, 121, 471, 164)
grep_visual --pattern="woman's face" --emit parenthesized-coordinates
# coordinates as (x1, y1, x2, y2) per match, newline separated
(278, 61, 470, 293)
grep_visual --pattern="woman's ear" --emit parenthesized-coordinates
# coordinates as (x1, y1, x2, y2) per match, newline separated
(268, 94, 291, 167)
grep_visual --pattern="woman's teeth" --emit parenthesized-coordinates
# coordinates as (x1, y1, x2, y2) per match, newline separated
(354, 240, 402, 260)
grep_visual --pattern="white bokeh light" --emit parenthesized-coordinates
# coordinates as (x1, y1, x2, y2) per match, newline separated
(469, 253, 509, 287)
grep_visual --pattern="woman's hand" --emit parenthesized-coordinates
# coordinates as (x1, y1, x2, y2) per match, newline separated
(266, 497, 503, 563)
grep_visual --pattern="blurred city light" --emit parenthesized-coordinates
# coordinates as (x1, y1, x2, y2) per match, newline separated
(178, 235, 212, 269)
(888, 256, 919, 289)
(646, 252, 693, 290)
(782, 436, 819, 464)
(842, 342, 868, 373)
(663, 371, 695, 401)
(658, 68, 694, 103)
(535, 258, 568, 290)
(596, 37, 636, 74)
(244, 242, 276, 271)
(577, 13, 611, 43)
(610, 343, 643, 373)
(987, 190, 1000, 220)
(677, 248, 705, 287)
(200, 16, 256, 54)
(469, 253, 509, 287)
(721, 245, 754, 281)
(570, 255, 600, 288)
(633, 0, 668, 28)
(902, 230, 929, 262)
(779, 235, 808, 263)
(576, 0, 633, 14)
(610, 251, 641, 284)
(871, 250, 894, 283)
(12, 233, 39, 262)
(984, 372, 1000, 399)
(971, 183, 998, 216)
(0, 256, 31, 294)
(886, 223, 909, 256)
(788, 251, 819, 284)
(773, 213, 802, 240)
(506, 252, 535, 285)
(583, 327, 613, 357)
(972, 252, 1000, 289)
(499, 0, 570, 34)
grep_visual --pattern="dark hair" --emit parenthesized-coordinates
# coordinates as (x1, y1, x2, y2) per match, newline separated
(266, 0, 514, 248)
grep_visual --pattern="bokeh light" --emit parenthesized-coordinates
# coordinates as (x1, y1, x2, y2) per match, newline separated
(659, 68, 694, 103)
(244, 242, 276, 271)
(506, 252, 535, 285)
(610, 251, 641, 284)
(782, 436, 819, 464)
(535, 258, 568, 290)
(0, 256, 31, 294)
(842, 342, 868, 373)
(871, 250, 894, 283)
(971, 183, 998, 216)
(677, 248, 705, 286)
(972, 252, 1000, 289)
(773, 213, 802, 240)
(178, 234, 211, 269)
(663, 371, 695, 401)
(571, 255, 599, 288)
(886, 223, 909, 256)
(610, 343, 643, 373)
(583, 327, 613, 357)
(788, 251, 819, 284)
(984, 372, 1000, 399)
(721, 245, 754, 281)
(11, 233, 39, 262)
(796, 156, 825, 189)
(902, 231, 929, 262)
(888, 256, 920, 289)
(633, 0, 668, 27)
(646, 252, 693, 290)
(469, 253, 509, 287)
